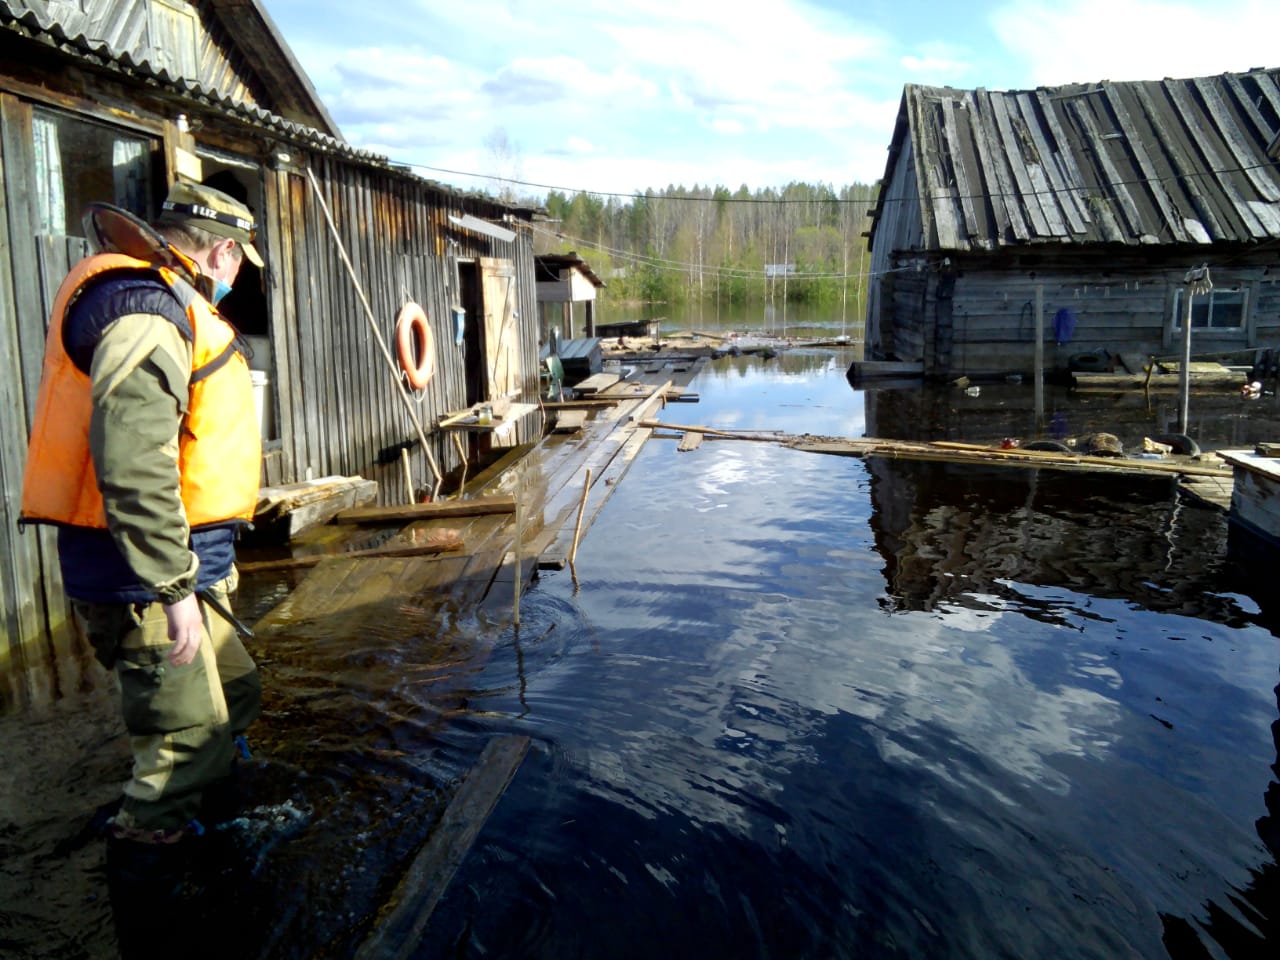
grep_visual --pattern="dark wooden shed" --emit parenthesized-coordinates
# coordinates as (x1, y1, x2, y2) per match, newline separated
(0, 0, 543, 707)
(865, 68, 1280, 379)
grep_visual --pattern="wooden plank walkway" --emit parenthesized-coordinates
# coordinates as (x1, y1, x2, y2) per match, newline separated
(237, 376, 690, 945)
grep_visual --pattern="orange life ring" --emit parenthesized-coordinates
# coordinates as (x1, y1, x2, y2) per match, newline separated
(395, 302, 435, 389)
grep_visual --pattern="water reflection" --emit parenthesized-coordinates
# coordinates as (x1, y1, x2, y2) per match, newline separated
(865, 459, 1236, 620)
(418, 406, 1277, 957)
(866, 380, 1280, 453)
(4, 347, 1278, 959)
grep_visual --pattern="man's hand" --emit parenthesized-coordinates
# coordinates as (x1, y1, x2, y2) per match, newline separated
(164, 593, 204, 665)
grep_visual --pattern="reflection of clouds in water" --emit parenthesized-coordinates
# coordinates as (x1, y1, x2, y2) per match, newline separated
(693, 444, 782, 503)
(571, 589, 1129, 832)
(744, 599, 1123, 799)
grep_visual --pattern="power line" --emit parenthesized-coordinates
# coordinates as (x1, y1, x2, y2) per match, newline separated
(402, 161, 878, 204)
(531, 223, 916, 282)
(397, 155, 1279, 210)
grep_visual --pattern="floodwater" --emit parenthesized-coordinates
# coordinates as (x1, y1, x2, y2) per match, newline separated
(3, 346, 1280, 959)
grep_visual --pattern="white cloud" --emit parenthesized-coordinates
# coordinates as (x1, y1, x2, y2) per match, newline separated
(900, 45, 975, 85)
(710, 117, 746, 136)
(263, 0, 944, 191)
(991, 0, 1280, 87)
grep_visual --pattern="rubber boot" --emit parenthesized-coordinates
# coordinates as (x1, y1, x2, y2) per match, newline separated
(105, 833, 197, 959)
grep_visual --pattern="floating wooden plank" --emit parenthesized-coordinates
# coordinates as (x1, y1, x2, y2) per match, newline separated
(572, 372, 622, 395)
(334, 495, 516, 524)
(237, 531, 464, 572)
(677, 431, 704, 452)
(1073, 370, 1243, 390)
(542, 398, 620, 409)
(553, 409, 589, 433)
(646, 420, 1231, 480)
(793, 436, 1231, 479)
(250, 477, 379, 542)
(354, 735, 531, 960)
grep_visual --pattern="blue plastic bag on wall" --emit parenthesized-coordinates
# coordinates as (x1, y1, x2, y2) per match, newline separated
(1053, 307, 1077, 345)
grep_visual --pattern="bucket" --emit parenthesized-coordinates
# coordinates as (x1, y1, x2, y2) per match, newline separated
(250, 370, 272, 438)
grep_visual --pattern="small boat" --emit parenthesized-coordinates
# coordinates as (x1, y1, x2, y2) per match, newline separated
(595, 318, 661, 339)
(846, 359, 924, 385)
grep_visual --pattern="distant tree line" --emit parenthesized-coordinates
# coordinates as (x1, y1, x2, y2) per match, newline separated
(533, 181, 880, 310)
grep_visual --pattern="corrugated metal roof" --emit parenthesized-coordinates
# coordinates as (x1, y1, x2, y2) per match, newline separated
(875, 67, 1280, 252)
(535, 252, 606, 288)
(1, 0, 372, 156)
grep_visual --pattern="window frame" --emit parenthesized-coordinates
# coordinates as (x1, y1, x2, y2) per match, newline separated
(29, 105, 162, 236)
(1170, 284, 1250, 334)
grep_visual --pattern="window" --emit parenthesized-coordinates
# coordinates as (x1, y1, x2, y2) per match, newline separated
(1172, 286, 1247, 331)
(32, 109, 155, 236)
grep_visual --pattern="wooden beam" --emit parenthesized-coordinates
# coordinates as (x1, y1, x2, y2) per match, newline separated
(236, 533, 464, 572)
(334, 495, 516, 524)
(542, 398, 620, 409)
(354, 735, 531, 960)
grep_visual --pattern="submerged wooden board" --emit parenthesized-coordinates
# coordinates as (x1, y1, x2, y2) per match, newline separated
(355, 735, 531, 960)
(538, 423, 655, 569)
(334, 495, 515, 524)
(236, 532, 464, 572)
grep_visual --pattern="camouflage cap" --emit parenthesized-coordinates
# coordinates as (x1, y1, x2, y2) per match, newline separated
(159, 181, 263, 267)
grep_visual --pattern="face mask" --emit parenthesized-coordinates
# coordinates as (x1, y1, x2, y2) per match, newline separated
(211, 277, 234, 304)
(196, 263, 235, 305)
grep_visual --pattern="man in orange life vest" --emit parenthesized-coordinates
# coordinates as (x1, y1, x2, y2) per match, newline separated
(21, 182, 263, 844)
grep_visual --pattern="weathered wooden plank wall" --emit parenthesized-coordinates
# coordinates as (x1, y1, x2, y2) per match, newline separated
(265, 151, 541, 506)
(942, 259, 1279, 376)
(867, 137, 923, 356)
(0, 92, 88, 709)
(0, 1, 545, 702)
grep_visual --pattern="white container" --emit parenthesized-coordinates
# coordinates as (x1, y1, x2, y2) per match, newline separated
(242, 334, 271, 371)
(250, 370, 273, 439)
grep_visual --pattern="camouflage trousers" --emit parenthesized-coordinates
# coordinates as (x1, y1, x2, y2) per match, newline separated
(75, 572, 261, 834)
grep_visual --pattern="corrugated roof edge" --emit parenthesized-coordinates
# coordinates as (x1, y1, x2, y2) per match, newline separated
(0, 3, 542, 217)
(868, 67, 1280, 250)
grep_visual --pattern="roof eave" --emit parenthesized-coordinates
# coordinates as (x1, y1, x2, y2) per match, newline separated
(208, 0, 342, 140)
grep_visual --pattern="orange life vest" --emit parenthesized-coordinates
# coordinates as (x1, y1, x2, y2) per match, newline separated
(21, 253, 261, 530)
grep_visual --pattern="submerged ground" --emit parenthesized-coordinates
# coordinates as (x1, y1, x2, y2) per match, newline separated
(3, 346, 1279, 959)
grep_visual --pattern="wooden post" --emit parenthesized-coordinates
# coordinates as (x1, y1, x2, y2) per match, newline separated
(513, 488, 521, 626)
(400, 447, 414, 504)
(1180, 265, 1212, 434)
(1034, 284, 1044, 430)
(569, 468, 592, 570)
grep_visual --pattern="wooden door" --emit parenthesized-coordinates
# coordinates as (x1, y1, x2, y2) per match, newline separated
(481, 257, 519, 400)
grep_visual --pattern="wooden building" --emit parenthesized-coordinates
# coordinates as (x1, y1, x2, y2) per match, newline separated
(535, 251, 605, 340)
(0, 0, 543, 707)
(865, 68, 1280, 380)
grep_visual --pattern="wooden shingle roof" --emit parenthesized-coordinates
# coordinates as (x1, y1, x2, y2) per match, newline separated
(872, 67, 1280, 252)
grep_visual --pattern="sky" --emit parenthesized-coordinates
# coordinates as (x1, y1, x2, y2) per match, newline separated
(259, 0, 1280, 201)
